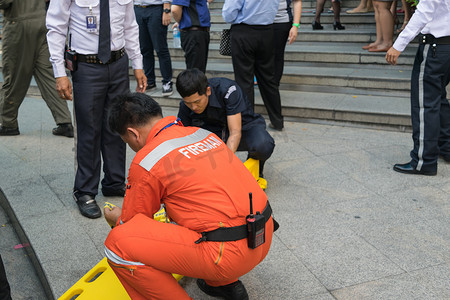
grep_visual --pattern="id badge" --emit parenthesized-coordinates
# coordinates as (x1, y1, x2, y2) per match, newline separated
(86, 14, 98, 33)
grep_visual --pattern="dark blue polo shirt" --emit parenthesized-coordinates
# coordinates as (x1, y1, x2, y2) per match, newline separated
(178, 78, 266, 141)
(172, 0, 211, 30)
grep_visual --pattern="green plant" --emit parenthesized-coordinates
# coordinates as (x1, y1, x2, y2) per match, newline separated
(406, 0, 419, 6)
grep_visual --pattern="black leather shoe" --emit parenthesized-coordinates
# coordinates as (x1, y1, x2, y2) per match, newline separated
(102, 186, 126, 197)
(393, 162, 437, 176)
(440, 155, 450, 162)
(0, 126, 20, 136)
(197, 279, 248, 300)
(268, 123, 283, 131)
(73, 192, 101, 219)
(52, 123, 74, 137)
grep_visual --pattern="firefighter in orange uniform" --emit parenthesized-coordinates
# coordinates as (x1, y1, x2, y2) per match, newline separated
(104, 93, 275, 300)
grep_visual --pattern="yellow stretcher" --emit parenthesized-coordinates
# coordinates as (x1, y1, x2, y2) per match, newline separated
(59, 208, 182, 300)
(244, 158, 267, 190)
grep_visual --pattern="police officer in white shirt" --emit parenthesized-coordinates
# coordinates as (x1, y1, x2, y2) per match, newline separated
(46, 0, 147, 218)
(386, 0, 450, 176)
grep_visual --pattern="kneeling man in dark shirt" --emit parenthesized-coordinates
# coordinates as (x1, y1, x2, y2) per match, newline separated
(176, 68, 275, 179)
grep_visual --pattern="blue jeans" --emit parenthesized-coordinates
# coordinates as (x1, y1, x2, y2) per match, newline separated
(134, 5, 172, 85)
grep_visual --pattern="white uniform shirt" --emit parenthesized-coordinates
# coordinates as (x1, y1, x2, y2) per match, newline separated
(393, 0, 450, 52)
(46, 0, 143, 78)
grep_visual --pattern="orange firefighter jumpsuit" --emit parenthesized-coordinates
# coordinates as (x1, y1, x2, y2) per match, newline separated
(104, 116, 273, 299)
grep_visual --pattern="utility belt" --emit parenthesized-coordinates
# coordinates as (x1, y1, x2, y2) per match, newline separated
(181, 26, 210, 32)
(195, 200, 278, 249)
(76, 48, 126, 64)
(420, 34, 450, 45)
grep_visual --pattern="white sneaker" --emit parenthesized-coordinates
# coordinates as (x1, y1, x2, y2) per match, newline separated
(162, 82, 173, 97)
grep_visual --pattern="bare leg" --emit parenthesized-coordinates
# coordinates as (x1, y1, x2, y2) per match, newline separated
(363, 2, 383, 49)
(347, 0, 373, 13)
(369, 1, 394, 51)
(397, 0, 412, 33)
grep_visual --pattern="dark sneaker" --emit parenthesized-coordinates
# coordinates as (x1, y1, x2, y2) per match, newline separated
(197, 279, 249, 300)
(162, 82, 173, 97)
(73, 191, 101, 219)
(52, 123, 74, 137)
(146, 82, 157, 91)
(0, 126, 20, 136)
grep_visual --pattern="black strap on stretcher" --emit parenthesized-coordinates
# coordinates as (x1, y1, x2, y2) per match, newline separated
(195, 201, 279, 244)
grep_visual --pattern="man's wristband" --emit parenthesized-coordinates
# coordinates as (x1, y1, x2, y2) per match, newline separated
(292, 23, 299, 28)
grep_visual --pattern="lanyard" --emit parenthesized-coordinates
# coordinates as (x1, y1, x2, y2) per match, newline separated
(155, 118, 181, 137)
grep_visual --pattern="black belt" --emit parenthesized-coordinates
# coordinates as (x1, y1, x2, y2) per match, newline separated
(420, 34, 450, 45)
(135, 4, 162, 8)
(181, 26, 210, 32)
(77, 48, 125, 64)
(195, 201, 277, 243)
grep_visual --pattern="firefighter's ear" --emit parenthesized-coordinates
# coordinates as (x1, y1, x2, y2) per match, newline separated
(126, 127, 140, 140)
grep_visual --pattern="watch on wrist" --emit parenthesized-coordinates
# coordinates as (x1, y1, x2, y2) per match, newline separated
(163, 8, 171, 13)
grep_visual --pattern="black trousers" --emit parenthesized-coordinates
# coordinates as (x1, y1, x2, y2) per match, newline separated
(230, 23, 284, 129)
(237, 124, 275, 176)
(409, 43, 450, 172)
(71, 55, 128, 196)
(0, 255, 11, 300)
(180, 30, 210, 74)
(273, 22, 292, 86)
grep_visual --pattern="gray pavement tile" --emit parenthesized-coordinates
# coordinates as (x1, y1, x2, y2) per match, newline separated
(0, 207, 47, 299)
(1, 249, 47, 300)
(322, 125, 411, 149)
(276, 220, 404, 290)
(329, 196, 431, 231)
(408, 264, 450, 299)
(19, 211, 103, 265)
(320, 150, 392, 176)
(242, 249, 329, 299)
(298, 293, 336, 300)
(270, 156, 344, 185)
(364, 143, 412, 163)
(360, 222, 450, 272)
(304, 175, 376, 202)
(1, 176, 65, 218)
(379, 186, 450, 219)
(296, 136, 366, 156)
(350, 170, 441, 195)
(331, 272, 433, 300)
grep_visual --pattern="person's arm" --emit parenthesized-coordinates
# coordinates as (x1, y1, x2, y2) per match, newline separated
(162, 1, 172, 26)
(110, 165, 164, 227)
(386, 0, 439, 65)
(226, 113, 242, 153)
(123, 1, 146, 92)
(222, 0, 244, 23)
(288, 0, 302, 45)
(171, 4, 183, 23)
(46, 0, 73, 99)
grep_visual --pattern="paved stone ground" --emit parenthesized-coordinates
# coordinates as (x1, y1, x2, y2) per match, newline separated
(0, 201, 47, 299)
(0, 96, 449, 299)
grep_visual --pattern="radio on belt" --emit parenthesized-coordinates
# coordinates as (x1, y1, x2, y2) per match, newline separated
(246, 192, 265, 249)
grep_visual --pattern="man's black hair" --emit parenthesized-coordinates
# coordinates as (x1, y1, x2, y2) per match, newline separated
(176, 68, 208, 98)
(108, 93, 163, 135)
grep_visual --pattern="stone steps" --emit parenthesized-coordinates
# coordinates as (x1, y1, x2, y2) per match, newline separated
(0, 1, 424, 130)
